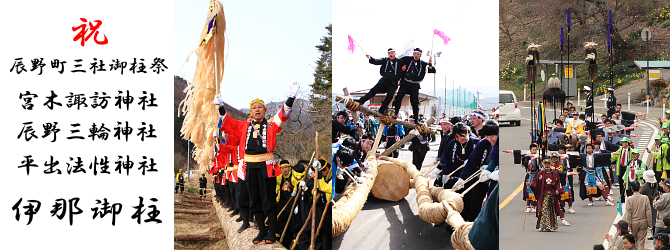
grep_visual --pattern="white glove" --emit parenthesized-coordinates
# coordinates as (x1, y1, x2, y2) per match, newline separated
(312, 160, 321, 170)
(356, 177, 367, 183)
(409, 129, 420, 136)
(336, 173, 344, 180)
(426, 168, 441, 178)
(442, 175, 449, 185)
(453, 178, 465, 191)
(299, 180, 307, 190)
(489, 171, 499, 181)
(213, 93, 224, 105)
(291, 191, 297, 197)
(213, 131, 218, 138)
(294, 206, 299, 214)
(288, 82, 300, 98)
(479, 170, 491, 182)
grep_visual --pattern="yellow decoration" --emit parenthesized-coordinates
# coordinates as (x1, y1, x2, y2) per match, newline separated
(249, 98, 265, 107)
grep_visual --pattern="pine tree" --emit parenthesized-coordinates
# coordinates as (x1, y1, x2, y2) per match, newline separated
(310, 24, 332, 158)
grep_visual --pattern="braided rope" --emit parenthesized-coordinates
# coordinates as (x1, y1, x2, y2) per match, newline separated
(344, 98, 360, 112)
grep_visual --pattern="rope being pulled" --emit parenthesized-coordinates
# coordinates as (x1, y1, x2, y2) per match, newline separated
(343, 97, 361, 112)
(379, 156, 475, 250)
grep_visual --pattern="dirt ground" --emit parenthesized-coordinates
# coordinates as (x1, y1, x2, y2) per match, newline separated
(174, 181, 228, 250)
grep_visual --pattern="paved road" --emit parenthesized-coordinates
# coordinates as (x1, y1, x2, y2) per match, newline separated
(499, 107, 656, 250)
(333, 138, 455, 250)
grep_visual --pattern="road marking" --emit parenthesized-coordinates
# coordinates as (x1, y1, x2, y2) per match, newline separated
(499, 182, 524, 210)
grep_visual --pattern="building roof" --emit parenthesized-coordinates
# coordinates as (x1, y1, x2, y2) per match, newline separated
(349, 89, 438, 100)
(633, 61, 670, 69)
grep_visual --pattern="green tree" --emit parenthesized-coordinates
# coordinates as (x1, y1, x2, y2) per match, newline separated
(311, 24, 332, 159)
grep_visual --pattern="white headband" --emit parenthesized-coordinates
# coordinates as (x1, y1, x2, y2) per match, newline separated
(470, 112, 485, 119)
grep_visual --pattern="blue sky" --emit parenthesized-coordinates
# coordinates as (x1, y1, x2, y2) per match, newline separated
(174, 0, 332, 108)
(333, 0, 499, 101)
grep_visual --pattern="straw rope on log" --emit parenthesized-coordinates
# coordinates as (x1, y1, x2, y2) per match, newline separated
(334, 95, 435, 133)
(379, 156, 475, 250)
(331, 152, 379, 237)
(379, 117, 435, 157)
(212, 189, 286, 249)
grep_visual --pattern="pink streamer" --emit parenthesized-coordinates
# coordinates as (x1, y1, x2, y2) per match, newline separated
(433, 29, 451, 45)
(347, 35, 356, 54)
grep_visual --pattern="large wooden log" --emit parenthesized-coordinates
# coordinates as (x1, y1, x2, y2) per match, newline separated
(334, 95, 435, 132)
(175, 209, 212, 214)
(370, 162, 410, 202)
(182, 194, 210, 201)
(180, 199, 212, 205)
(212, 189, 286, 249)
(175, 201, 210, 208)
(174, 234, 225, 241)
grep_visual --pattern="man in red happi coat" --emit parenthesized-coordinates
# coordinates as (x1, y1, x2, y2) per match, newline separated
(214, 82, 299, 244)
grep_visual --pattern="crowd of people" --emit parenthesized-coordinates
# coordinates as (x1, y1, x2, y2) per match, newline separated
(331, 47, 499, 249)
(175, 82, 332, 249)
(333, 105, 500, 248)
(504, 85, 670, 249)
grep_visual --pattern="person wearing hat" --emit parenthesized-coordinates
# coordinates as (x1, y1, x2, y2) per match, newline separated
(454, 120, 498, 221)
(607, 88, 617, 118)
(654, 233, 670, 250)
(580, 143, 614, 206)
(392, 48, 435, 123)
(435, 117, 453, 164)
(640, 170, 661, 238)
(525, 43, 541, 85)
(550, 152, 576, 220)
(438, 122, 476, 190)
(357, 48, 405, 115)
(566, 113, 586, 135)
(654, 179, 670, 235)
(175, 169, 185, 194)
(613, 137, 634, 203)
(469, 110, 486, 139)
(198, 173, 208, 198)
(606, 220, 630, 250)
(626, 181, 652, 250)
(214, 82, 298, 244)
(531, 157, 566, 231)
(584, 86, 594, 118)
(294, 158, 332, 249)
(650, 135, 670, 182)
(624, 149, 647, 196)
(660, 110, 670, 129)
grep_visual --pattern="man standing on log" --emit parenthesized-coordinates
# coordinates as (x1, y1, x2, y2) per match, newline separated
(214, 82, 299, 244)
(356, 48, 404, 115)
(392, 48, 435, 123)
